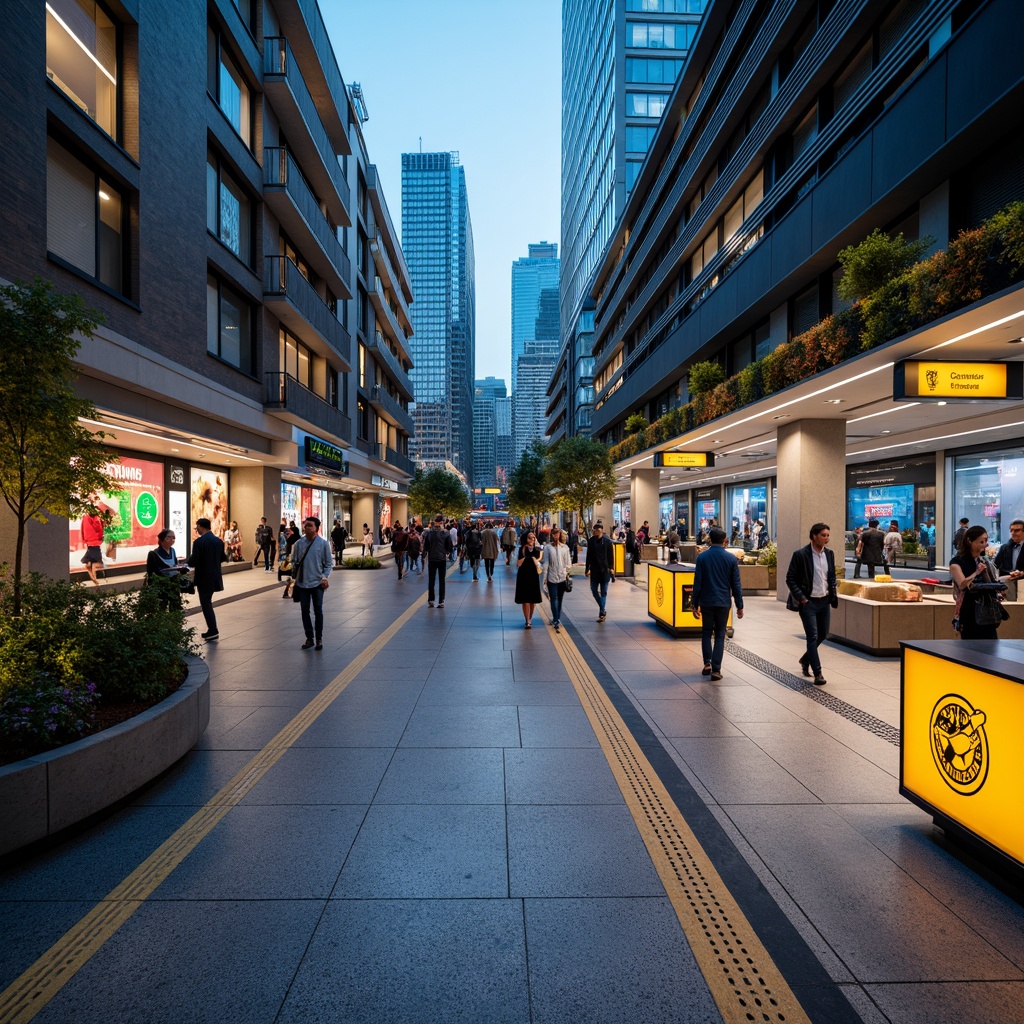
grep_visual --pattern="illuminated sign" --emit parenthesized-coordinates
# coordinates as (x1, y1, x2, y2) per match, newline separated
(894, 361, 1023, 401)
(304, 436, 348, 474)
(372, 475, 398, 491)
(484, 488, 501, 494)
(654, 451, 714, 468)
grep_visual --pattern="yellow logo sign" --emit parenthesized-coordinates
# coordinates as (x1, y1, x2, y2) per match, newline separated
(656, 451, 710, 468)
(910, 361, 1007, 398)
(930, 694, 989, 795)
(655, 578, 664, 607)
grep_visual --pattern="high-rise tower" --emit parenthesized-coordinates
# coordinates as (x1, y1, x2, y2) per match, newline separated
(511, 242, 560, 392)
(401, 151, 476, 482)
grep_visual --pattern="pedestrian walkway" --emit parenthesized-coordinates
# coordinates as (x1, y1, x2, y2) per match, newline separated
(1, 561, 1022, 1023)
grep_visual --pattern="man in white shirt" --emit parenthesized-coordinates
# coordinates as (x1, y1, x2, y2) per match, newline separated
(784, 523, 838, 685)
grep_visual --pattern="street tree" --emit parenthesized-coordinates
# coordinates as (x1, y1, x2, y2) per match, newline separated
(408, 467, 469, 520)
(545, 435, 616, 537)
(506, 440, 551, 528)
(0, 279, 117, 614)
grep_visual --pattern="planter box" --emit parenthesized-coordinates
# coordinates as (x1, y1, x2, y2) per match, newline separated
(0, 656, 210, 857)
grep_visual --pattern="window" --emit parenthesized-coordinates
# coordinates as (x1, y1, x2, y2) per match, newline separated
(628, 22, 695, 49)
(47, 136, 125, 293)
(833, 43, 873, 114)
(791, 105, 819, 162)
(280, 329, 328, 399)
(207, 274, 254, 374)
(46, 0, 118, 139)
(625, 58, 685, 84)
(626, 92, 668, 118)
(625, 160, 644, 193)
(790, 284, 819, 338)
(626, 0, 706, 10)
(206, 154, 252, 264)
(207, 27, 251, 146)
(625, 125, 657, 152)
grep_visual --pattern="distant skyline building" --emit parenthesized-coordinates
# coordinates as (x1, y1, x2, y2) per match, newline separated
(473, 376, 507, 492)
(511, 242, 560, 392)
(494, 396, 514, 490)
(552, 0, 705, 442)
(515, 339, 559, 460)
(401, 151, 476, 481)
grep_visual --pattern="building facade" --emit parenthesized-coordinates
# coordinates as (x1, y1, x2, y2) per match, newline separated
(401, 150, 476, 483)
(514, 340, 560, 460)
(511, 242, 560, 392)
(5, 0, 415, 578)
(472, 376, 507, 492)
(584, 0, 1024, 568)
(552, 0, 705, 443)
(494, 396, 514, 490)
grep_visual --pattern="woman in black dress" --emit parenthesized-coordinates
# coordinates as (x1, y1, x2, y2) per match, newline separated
(515, 531, 543, 628)
(949, 526, 1004, 640)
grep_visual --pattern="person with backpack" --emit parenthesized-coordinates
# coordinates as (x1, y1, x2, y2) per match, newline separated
(406, 526, 422, 575)
(500, 519, 518, 565)
(464, 522, 484, 582)
(391, 522, 408, 580)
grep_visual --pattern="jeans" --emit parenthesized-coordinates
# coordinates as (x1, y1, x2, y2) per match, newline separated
(406, 552, 420, 573)
(197, 588, 217, 632)
(590, 574, 609, 615)
(396, 553, 405, 579)
(547, 580, 564, 624)
(699, 606, 730, 671)
(798, 596, 831, 674)
(428, 560, 446, 603)
(483, 557, 495, 578)
(258, 544, 271, 569)
(298, 584, 324, 640)
(468, 555, 480, 579)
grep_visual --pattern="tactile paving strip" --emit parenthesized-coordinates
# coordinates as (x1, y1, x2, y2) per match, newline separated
(725, 640, 901, 746)
(547, 616, 810, 1024)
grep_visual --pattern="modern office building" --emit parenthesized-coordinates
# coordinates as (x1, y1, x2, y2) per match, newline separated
(585, 0, 1024, 568)
(401, 150, 476, 482)
(472, 376, 507, 492)
(511, 242, 560, 392)
(514, 340, 560, 460)
(3, 0, 415, 578)
(494, 396, 514, 489)
(552, 0, 706, 443)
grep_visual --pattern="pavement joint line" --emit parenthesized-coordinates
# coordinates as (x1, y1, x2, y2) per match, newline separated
(539, 606, 812, 1024)
(0, 577, 439, 1024)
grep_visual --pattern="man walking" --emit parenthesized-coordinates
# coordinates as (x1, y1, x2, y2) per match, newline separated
(785, 522, 838, 685)
(691, 527, 744, 680)
(406, 525, 422, 575)
(480, 520, 499, 581)
(584, 521, 616, 622)
(391, 522, 408, 580)
(464, 520, 483, 581)
(254, 517, 274, 571)
(424, 515, 453, 608)
(855, 518, 886, 577)
(291, 516, 332, 650)
(951, 517, 970, 558)
(501, 519, 518, 566)
(189, 517, 226, 640)
(331, 519, 348, 566)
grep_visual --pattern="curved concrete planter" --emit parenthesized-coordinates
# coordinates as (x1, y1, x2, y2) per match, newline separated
(0, 656, 210, 857)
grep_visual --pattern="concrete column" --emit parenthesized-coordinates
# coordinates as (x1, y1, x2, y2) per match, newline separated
(391, 498, 409, 527)
(591, 497, 614, 532)
(231, 466, 281, 542)
(630, 468, 661, 536)
(352, 494, 376, 551)
(776, 419, 846, 601)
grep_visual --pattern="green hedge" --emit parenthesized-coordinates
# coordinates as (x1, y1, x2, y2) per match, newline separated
(609, 202, 1024, 462)
(342, 557, 381, 569)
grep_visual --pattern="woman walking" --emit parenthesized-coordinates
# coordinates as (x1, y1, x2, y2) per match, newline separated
(542, 528, 571, 632)
(515, 531, 543, 628)
(949, 526, 1010, 639)
(280, 524, 301, 598)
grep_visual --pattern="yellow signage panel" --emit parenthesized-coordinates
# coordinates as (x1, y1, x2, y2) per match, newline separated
(654, 451, 714, 468)
(894, 360, 1023, 400)
(647, 564, 732, 634)
(483, 488, 501, 494)
(902, 647, 1024, 868)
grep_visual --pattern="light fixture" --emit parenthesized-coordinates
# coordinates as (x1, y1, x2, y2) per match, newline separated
(98, 190, 111, 202)
(170, 448, 179, 453)
(1010, 337, 1024, 345)
(46, 3, 117, 85)
(772, 414, 789, 420)
(937, 401, 947, 406)
(824, 399, 843, 405)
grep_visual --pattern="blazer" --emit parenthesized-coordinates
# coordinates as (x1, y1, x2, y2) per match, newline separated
(692, 545, 743, 611)
(785, 544, 837, 608)
(994, 540, 1024, 574)
(188, 531, 226, 592)
(585, 535, 616, 582)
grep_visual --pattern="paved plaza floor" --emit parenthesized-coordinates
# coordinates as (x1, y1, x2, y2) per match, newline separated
(2, 559, 1023, 1023)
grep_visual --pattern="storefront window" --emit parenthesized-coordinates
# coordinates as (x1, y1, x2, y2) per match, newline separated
(952, 447, 1024, 547)
(675, 497, 690, 539)
(190, 468, 229, 539)
(847, 458, 935, 539)
(695, 495, 720, 535)
(659, 497, 674, 534)
(727, 483, 768, 550)
(281, 483, 301, 527)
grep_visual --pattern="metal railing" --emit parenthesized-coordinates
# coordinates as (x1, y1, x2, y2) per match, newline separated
(264, 256, 351, 361)
(265, 372, 351, 440)
(367, 331, 413, 398)
(370, 384, 415, 436)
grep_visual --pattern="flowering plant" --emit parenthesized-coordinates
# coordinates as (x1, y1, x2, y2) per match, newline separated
(0, 676, 100, 748)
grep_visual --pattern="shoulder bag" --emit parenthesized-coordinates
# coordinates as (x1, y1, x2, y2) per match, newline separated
(290, 541, 313, 602)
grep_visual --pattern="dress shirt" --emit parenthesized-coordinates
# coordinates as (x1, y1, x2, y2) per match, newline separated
(810, 547, 829, 597)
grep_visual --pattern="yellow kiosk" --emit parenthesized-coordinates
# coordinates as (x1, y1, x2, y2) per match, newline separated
(901, 639, 1024, 887)
(648, 562, 733, 638)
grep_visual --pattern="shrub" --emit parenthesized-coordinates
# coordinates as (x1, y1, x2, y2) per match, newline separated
(624, 412, 648, 434)
(837, 228, 932, 302)
(0, 678, 100, 749)
(687, 360, 725, 396)
(987, 200, 1024, 273)
(756, 541, 777, 567)
(342, 557, 381, 569)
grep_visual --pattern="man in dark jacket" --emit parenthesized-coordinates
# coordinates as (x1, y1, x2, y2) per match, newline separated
(391, 522, 408, 580)
(464, 523, 483, 581)
(189, 517, 226, 640)
(330, 520, 348, 566)
(424, 515, 453, 608)
(692, 528, 744, 680)
(785, 522, 838, 685)
(254, 517, 274, 571)
(584, 522, 616, 622)
(854, 518, 886, 578)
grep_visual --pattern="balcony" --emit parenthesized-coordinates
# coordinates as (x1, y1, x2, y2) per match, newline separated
(370, 233, 414, 334)
(367, 331, 414, 401)
(265, 373, 352, 444)
(264, 148, 352, 299)
(264, 38, 351, 227)
(264, 256, 352, 369)
(369, 276, 412, 360)
(545, 390, 566, 425)
(369, 384, 415, 437)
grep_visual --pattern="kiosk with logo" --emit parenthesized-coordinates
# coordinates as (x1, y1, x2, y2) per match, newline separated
(647, 563, 734, 638)
(900, 639, 1024, 888)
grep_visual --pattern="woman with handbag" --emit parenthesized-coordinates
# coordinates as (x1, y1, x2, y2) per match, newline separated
(949, 526, 1007, 639)
(515, 531, 543, 628)
(146, 530, 190, 608)
(280, 525, 301, 597)
(541, 528, 571, 633)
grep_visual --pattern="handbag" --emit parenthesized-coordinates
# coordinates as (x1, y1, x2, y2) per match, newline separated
(563, 573, 573, 593)
(290, 541, 313, 602)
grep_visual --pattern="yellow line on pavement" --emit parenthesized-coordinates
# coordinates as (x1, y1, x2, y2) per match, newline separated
(543, 609, 812, 1024)
(0, 582, 438, 1024)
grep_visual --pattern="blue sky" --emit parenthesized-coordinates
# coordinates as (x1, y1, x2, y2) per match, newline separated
(325, 1, 562, 386)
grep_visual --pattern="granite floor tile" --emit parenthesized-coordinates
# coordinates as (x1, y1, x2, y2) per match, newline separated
(131, 749, 256, 806)
(240, 746, 393, 805)
(864, 980, 1024, 1023)
(291, 705, 412, 747)
(375, 747, 505, 804)
(505, 748, 623, 804)
(518, 705, 600, 747)
(399, 703, 521, 747)
(0, 901, 102, 991)
(641, 699, 745, 738)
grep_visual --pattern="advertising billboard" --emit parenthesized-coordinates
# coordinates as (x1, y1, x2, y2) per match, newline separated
(190, 468, 229, 539)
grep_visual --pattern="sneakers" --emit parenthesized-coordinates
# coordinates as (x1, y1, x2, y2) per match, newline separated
(428, 600, 434, 608)
(437, 602, 444, 608)
(201, 629, 219, 640)
(301, 638, 315, 649)
(598, 612, 607, 622)
(472, 577, 478, 583)
(553, 622, 560, 632)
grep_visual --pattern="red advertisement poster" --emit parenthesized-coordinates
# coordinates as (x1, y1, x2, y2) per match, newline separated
(69, 456, 164, 571)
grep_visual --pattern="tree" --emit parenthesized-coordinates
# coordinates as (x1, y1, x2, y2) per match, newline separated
(407, 467, 469, 520)
(0, 279, 117, 614)
(624, 412, 648, 435)
(686, 360, 726, 396)
(506, 440, 551, 527)
(545, 436, 616, 537)
(837, 228, 932, 302)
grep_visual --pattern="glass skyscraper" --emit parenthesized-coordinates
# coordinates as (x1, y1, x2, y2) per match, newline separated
(473, 376, 507, 492)
(401, 151, 476, 482)
(511, 242, 560, 392)
(553, 0, 705, 442)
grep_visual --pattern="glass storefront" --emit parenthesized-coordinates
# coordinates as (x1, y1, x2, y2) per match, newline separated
(658, 496, 674, 534)
(675, 496, 690, 539)
(282, 482, 352, 532)
(726, 483, 768, 550)
(695, 489, 720, 535)
(952, 445, 1024, 548)
(846, 458, 935, 537)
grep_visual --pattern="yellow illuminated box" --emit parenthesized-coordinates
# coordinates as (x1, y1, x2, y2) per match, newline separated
(612, 541, 626, 576)
(901, 640, 1024, 881)
(894, 360, 1023, 401)
(648, 563, 733, 638)
(653, 451, 714, 468)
